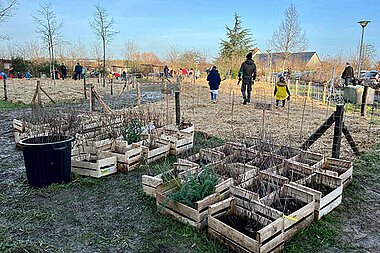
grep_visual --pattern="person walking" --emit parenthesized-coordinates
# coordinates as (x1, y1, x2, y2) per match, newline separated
(238, 52, 257, 104)
(274, 76, 290, 108)
(74, 62, 83, 80)
(60, 63, 67, 80)
(163, 65, 169, 78)
(341, 62, 354, 86)
(207, 66, 222, 103)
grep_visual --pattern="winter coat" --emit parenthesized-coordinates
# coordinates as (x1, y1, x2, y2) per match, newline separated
(274, 81, 290, 101)
(341, 66, 354, 78)
(207, 69, 222, 90)
(74, 64, 83, 73)
(238, 59, 257, 83)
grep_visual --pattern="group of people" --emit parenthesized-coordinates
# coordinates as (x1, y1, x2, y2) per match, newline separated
(207, 52, 290, 107)
(162, 66, 201, 80)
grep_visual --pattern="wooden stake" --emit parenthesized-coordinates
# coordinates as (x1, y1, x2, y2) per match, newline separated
(136, 82, 141, 106)
(175, 91, 180, 126)
(89, 85, 94, 112)
(295, 79, 298, 96)
(231, 91, 235, 138)
(286, 100, 290, 129)
(110, 78, 113, 95)
(300, 97, 307, 141)
(360, 85, 369, 117)
(3, 79, 7, 101)
(322, 82, 327, 104)
(307, 81, 311, 97)
(332, 104, 344, 158)
(37, 80, 41, 105)
(83, 76, 87, 99)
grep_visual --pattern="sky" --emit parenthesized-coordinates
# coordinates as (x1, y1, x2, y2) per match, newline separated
(0, 0, 379, 61)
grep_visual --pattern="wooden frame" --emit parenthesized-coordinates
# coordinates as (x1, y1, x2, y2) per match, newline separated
(71, 152, 117, 178)
(211, 142, 246, 157)
(287, 150, 324, 170)
(141, 138, 171, 164)
(156, 177, 233, 229)
(160, 124, 195, 155)
(290, 172, 343, 220)
(185, 148, 226, 167)
(101, 140, 143, 171)
(261, 184, 315, 242)
(318, 158, 353, 188)
(265, 160, 314, 183)
(142, 161, 199, 198)
(208, 197, 284, 253)
(212, 162, 260, 186)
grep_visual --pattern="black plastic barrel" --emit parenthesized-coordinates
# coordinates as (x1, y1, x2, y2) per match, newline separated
(19, 135, 74, 187)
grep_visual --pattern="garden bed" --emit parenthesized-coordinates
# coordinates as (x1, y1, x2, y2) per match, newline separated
(290, 172, 343, 220)
(185, 148, 225, 167)
(261, 184, 315, 242)
(318, 158, 353, 188)
(101, 140, 143, 171)
(208, 197, 284, 253)
(156, 170, 232, 229)
(287, 150, 324, 169)
(71, 152, 117, 178)
(265, 161, 314, 183)
(212, 162, 259, 185)
(140, 138, 171, 164)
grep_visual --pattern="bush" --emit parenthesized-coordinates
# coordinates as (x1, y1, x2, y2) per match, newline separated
(121, 119, 143, 144)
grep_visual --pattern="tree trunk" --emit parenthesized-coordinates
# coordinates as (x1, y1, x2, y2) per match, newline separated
(102, 38, 106, 87)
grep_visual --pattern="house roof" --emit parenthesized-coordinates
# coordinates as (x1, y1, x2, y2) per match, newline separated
(253, 52, 320, 65)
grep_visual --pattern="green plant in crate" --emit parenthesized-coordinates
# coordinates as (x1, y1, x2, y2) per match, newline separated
(121, 119, 143, 144)
(168, 168, 218, 208)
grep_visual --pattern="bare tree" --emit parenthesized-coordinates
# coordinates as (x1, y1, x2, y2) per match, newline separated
(165, 45, 181, 69)
(348, 43, 377, 72)
(124, 39, 141, 71)
(90, 3, 118, 86)
(33, 2, 64, 83)
(0, 0, 18, 40)
(270, 4, 307, 71)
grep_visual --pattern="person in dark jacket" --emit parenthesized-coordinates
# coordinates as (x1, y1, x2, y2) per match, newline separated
(60, 63, 67, 80)
(341, 62, 354, 86)
(74, 62, 83, 80)
(238, 52, 257, 104)
(207, 66, 222, 103)
(164, 65, 169, 78)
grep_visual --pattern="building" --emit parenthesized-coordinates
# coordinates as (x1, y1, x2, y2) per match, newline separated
(0, 59, 12, 71)
(253, 51, 322, 71)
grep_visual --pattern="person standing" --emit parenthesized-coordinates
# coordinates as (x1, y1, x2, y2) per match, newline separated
(74, 62, 83, 80)
(274, 76, 290, 108)
(238, 52, 257, 104)
(60, 63, 67, 80)
(341, 62, 354, 86)
(164, 65, 169, 78)
(207, 66, 222, 103)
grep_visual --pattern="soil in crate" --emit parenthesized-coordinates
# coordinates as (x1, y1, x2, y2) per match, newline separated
(281, 170, 305, 182)
(276, 146, 298, 159)
(218, 214, 264, 238)
(270, 197, 307, 215)
(297, 157, 319, 166)
(246, 180, 279, 198)
(304, 181, 335, 197)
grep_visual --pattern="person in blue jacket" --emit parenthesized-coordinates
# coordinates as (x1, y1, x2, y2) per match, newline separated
(207, 66, 222, 103)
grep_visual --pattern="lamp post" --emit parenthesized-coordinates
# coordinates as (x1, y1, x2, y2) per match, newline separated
(357, 20, 370, 79)
(357, 20, 370, 117)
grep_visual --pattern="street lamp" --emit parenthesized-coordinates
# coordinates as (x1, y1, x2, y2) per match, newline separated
(357, 20, 370, 79)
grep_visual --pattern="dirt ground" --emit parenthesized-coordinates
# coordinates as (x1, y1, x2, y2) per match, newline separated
(1, 78, 379, 252)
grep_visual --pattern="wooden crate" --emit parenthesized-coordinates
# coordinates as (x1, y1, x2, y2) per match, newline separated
(13, 119, 26, 133)
(101, 140, 143, 171)
(318, 158, 353, 188)
(156, 177, 233, 229)
(141, 138, 171, 164)
(185, 148, 225, 167)
(231, 172, 289, 203)
(261, 184, 315, 242)
(247, 153, 284, 171)
(160, 124, 195, 155)
(223, 149, 258, 165)
(71, 152, 117, 178)
(265, 160, 314, 183)
(287, 150, 324, 170)
(290, 172, 343, 220)
(211, 142, 246, 157)
(142, 161, 199, 197)
(212, 162, 259, 186)
(208, 197, 284, 253)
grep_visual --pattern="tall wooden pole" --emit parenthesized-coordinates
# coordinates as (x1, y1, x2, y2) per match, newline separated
(136, 82, 141, 106)
(360, 86, 369, 117)
(83, 76, 87, 99)
(175, 91, 180, 126)
(332, 104, 344, 158)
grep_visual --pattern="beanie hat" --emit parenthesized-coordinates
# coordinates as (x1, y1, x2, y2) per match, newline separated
(246, 52, 253, 59)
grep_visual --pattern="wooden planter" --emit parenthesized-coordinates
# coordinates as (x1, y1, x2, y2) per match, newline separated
(142, 161, 199, 197)
(213, 162, 259, 186)
(290, 172, 343, 220)
(141, 139, 171, 164)
(71, 152, 117, 178)
(287, 150, 324, 170)
(247, 153, 284, 171)
(231, 172, 289, 203)
(185, 148, 225, 167)
(208, 197, 284, 253)
(101, 140, 143, 171)
(261, 184, 315, 242)
(265, 160, 314, 183)
(160, 124, 195, 155)
(318, 158, 353, 188)
(211, 142, 246, 157)
(223, 149, 258, 165)
(156, 177, 233, 229)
